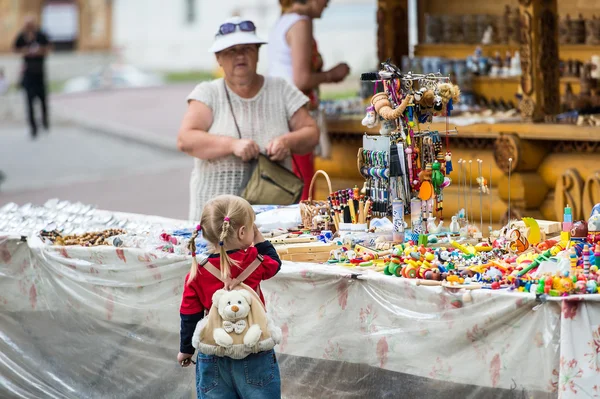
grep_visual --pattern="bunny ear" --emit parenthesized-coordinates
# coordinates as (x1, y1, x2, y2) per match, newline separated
(239, 290, 252, 304)
(212, 289, 226, 305)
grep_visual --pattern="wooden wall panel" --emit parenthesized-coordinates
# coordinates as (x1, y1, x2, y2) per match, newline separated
(420, 0, 518, 16)
(557, 0, 600, 17)
(0, 0, 43, 53)
(0, 0, 20, 53)
(377, 0, 409, 64)
(420, 0, 600, 17)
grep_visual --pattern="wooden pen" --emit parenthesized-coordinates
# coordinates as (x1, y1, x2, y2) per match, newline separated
(359, 197, 365, 224)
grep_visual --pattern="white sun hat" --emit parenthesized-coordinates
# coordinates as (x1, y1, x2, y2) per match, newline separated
(209, 17, 267, 53)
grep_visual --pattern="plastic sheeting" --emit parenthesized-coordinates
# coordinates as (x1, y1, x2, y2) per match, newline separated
(1, 232, 600, 399)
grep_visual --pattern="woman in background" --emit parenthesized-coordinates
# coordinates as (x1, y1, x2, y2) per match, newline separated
(268, 0, 350, 200)
(178, 17, 319, 220)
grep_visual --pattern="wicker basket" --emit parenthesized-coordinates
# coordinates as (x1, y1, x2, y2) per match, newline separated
(299, 170, 335, 232)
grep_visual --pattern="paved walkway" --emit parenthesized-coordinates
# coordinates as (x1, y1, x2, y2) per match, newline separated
(51, 84, 196, 150)
(0, 122, 193, 220)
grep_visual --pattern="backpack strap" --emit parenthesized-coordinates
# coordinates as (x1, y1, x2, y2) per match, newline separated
(199, 254, 264, 289)
(232, 254, 264, 285)
(198, 257, 224, 282)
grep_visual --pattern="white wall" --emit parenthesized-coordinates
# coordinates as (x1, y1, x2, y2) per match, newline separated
(113, 0, 216, 71)
(113, 0, 377, 74)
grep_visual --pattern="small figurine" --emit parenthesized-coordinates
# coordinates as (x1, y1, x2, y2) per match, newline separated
(570, 220, 589, 243)
(574, 280, 587, 294)
(449, 215, 460, 234)
(426, 216, 443, 234)
(476, 176, 489, 194)
(510, 51, 522, 76)
(508, 228, 530, 253)
(431, 161, 445, 193)
(587, 203, 600, 244)
(444, 151, 453, 174)
(481, 25, 493, 45)
(361, 106, 378, 128)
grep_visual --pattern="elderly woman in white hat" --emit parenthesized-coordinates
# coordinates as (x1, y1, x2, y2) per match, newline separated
(177, 17, 319, 220)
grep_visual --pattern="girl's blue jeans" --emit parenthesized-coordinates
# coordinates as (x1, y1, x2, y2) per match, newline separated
(196, 349, 281, 399)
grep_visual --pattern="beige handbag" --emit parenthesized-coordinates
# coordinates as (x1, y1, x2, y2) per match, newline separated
(240, 154, 304, 205)
(225, 80, 304, 205)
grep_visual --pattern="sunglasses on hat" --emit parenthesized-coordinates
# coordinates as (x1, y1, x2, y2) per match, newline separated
(216, 21, 256, 37)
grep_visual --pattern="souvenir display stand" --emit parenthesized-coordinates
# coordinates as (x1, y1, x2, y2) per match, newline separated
(2, 199, 600, 398)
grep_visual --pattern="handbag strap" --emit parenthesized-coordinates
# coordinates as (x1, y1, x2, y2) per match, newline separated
(224, 79, 242, 140)
(223, 79, 304, 180)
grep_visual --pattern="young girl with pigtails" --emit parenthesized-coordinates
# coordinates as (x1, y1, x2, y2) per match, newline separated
(177, 194, 283, 399)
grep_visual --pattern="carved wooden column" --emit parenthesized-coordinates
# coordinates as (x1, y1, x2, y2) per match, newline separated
(518, 0, 560, 122)
(377, 0, 409, 66)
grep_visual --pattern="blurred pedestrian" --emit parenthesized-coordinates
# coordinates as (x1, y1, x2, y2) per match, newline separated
(13, 15, 50, 138)
(268, 0, 350, 200)
(177, 17, 319, 220)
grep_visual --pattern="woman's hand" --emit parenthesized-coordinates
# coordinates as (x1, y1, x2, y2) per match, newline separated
(266, 136, 290, 161)
(177, 352, 194, 367)
(327, 63, 351, 83)
(232, 139, 260, 162)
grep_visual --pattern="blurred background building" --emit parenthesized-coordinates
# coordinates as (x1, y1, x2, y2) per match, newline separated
(0, 0, 112, 53)
(0, 0, 380, 84)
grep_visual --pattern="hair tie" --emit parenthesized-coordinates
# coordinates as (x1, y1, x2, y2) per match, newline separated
(191, 252, 196, 257)
(196, 224, 202, 231)
(219, 241, 224, 246)
(223, 217, 230, 222)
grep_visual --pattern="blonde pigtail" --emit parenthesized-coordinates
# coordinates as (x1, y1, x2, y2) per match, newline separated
(197, 195, 253, 285)
(219, 218, 232, 281)
(187, 225, 202, 285)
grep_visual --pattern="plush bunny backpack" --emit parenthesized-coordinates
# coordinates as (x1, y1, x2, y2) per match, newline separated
(191, 254, 282, 359)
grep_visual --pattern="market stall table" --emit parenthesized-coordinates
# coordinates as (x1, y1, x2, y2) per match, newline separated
(1, 211, 600, 398)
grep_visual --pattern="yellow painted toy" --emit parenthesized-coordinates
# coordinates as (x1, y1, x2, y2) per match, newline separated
(517, 252, 536, 264)
(522, 217, 542, 245)
(558, 277, 574, 293)
(451, 240, 476, 255)
(446, 275, 465, 285)
(475, 243, 493, 252)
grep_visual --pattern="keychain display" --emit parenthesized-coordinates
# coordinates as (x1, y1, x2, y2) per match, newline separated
(359, 61, 461, 235)
(359, 146, 390, 218)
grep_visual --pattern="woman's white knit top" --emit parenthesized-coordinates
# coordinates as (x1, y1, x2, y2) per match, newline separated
(186, 77, 308, 220)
